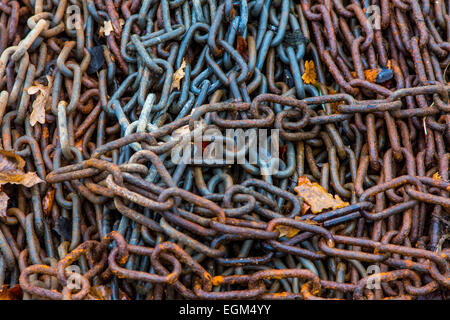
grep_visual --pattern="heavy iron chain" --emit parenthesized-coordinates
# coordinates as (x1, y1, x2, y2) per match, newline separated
(0, 0, 448, 300)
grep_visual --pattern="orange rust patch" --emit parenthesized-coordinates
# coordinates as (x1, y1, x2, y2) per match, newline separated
(212, 275, 224, 286)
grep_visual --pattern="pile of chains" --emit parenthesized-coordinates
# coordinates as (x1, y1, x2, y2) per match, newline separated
(0, 0, 448, 300)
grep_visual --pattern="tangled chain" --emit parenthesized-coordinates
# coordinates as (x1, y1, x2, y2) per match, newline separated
(0, 0, 448, 300)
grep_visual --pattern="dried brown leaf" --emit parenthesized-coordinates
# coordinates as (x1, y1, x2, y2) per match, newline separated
(171, 59, 186, 90)
(275, 219, 301, 238)
(0, 150, 44, 187)
(0, 285, 22, 300)
(0, 191, 8, 218)
(28, 75, 53, 126)
(301, 202, 311, 215)
(27, 86, 41, 95)
(0, 150, 25, 171)
(275, 216, 320, 238)
(294, 176, 349, 214)
(85, 285, 129, 300)
(303, 218, 321, 226)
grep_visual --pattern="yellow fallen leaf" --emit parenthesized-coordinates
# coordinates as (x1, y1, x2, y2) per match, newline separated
(432, 172, 441, 181)
(275, 216, 322, 238)
(0, 150, 44, 187)
(350, 69, 380, 83)
(387, 60, 392, 70)
(275, 216, 300, 238)
(326, 86, 341, 113)
(276, 226, 299, 238)
(302, 60, 317, 85)
(171, 59, 186, 90)
(364, 69, 379, 83)
(294, 176, 349, 214)
(28, 75, 53, 126)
